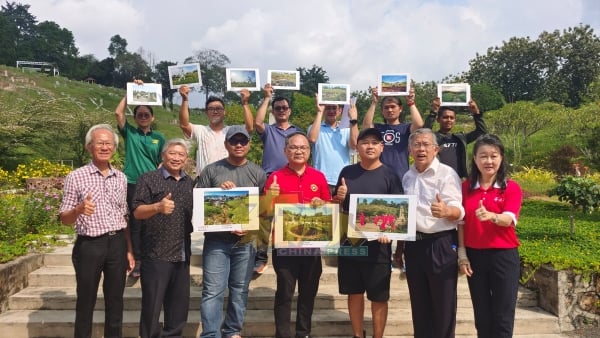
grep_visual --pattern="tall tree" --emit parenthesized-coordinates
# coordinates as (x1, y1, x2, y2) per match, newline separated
(297, 65, 329, 97)
(0, 12, 18, 65)
(1, 1, 37, 62)
(31, 21, 78, 72)
(153, 60, 177, 110)
(108, 34, 128, 58)
(185, 48, 230, 100)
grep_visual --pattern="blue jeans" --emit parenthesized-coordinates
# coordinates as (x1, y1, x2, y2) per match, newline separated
(200, 237, 256, 338)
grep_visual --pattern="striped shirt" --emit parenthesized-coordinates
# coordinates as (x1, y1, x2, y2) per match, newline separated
(59, 162, 128, 237)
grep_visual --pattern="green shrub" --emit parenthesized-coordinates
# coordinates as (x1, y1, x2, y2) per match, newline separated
(548, 175, 600, 235)
(9, 159, 72, 188)
(512, 166, 557, 196)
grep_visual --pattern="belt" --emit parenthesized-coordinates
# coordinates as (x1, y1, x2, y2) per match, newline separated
(415, 229, 455, 241)
(78, 228, 124, 239)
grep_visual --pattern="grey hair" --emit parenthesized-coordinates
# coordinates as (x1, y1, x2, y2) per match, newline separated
(85, 124, 119, 148)
(284, 131, 309, 147)
(162, 138, 190, 155)
(408, 128, 438, 146)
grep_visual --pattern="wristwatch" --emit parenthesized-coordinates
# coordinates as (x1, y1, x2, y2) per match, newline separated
(349, 119, 358, 125)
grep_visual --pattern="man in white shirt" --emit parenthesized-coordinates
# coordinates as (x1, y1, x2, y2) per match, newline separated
(401, 128, 464, 338)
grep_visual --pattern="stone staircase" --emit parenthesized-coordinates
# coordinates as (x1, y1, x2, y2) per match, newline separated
(0, 234, 568, 337)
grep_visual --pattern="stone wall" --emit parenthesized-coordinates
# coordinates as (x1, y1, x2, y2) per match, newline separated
(25, 177, 65, 191)
(0, 254, 43, 313)
(527, 265, 600, 331)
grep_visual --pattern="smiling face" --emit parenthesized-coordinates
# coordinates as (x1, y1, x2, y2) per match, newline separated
(285, 133, 310, 167)
(225, 134, 250, 160)
(409, 132, 439, 172)
(272, 98, 291, 123)
(87, 128, 116, 166)
(205, 101, 226, 125)
(162, 143, 188, 176)
(474, 144, 502, 180)
(324, 105, 341, 125)
(437, 108, 456, 133)
(134, 106, 155, 130)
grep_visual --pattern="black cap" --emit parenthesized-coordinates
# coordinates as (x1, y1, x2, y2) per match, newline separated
(357, 128, 383, 142)
(225, 125, 250, 141)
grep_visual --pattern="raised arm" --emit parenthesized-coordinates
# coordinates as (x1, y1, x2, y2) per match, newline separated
(307, 94, 325, 144)
(465, 99, 487, 143)
(407, 87, 424, 133)
(362, 86, 379, 129)
(348, 102, 358, 149)
(240, 89, 254, 134)
(424, 97, 440, 129)
(114, 96, 127, 130)
(178, 85, 193, 138)
(254, 83, 273, 134)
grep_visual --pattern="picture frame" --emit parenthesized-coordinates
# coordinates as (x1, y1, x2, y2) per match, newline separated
(226, 68, 260, 91)
(318, 83, 351, 105)
(126, 82, 163, 106)
(348, 194, 417, 241)
(192, 187, 260, 232)
(378, 73, 410, 96)
(437, 83, 471, 106)
(168, 63, 202, 89)
(274, 203, 340, 248)
(267, 70, 300, 90)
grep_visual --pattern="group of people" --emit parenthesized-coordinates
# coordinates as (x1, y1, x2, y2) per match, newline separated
(58, 81, 523, 338)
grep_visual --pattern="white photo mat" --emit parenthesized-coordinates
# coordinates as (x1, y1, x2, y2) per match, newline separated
(437, 83, 471, 106)
(226, 68, 260, 91)
(274, 203, 340, 248)
(192, 187, 260, 232)
(318, 83, 351, 105)
(348, 194, 417, 241)
(168, 63, 202, 89)
(126, 82, 163, 106)
(268, 70, 300, 90)
(378, 73, 411, 96)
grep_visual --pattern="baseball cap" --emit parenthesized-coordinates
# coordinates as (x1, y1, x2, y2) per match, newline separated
(225, 125, 250, 141)
(357, 128, 383, 142)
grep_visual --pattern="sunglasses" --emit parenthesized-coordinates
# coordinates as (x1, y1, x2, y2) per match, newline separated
(227, 138, 249, 146)
(273, 106, 290, 112)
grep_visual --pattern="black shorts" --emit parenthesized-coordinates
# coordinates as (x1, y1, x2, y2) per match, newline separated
(337, 258, 391, 302)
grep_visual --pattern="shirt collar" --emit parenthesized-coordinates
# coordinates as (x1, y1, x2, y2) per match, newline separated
(473, 180, 502, 189)
(160, 166, 188, 180)
(411, 157, 440, 175)
(87, 161, 115, 176)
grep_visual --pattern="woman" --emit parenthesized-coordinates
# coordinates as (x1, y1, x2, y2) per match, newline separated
(458, 134, 523, 338)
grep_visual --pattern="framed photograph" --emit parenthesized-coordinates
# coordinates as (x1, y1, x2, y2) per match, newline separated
(274, 203, 340, 248)
(438, 83, 471, 106)
(126, 82, 163, 106)
(192, 187, 260, 232)
(318, 83, 351, 105)
(268, 70, 300, 90)
(378, 73, 410, 96)
(168, 63, 202, 89)
(348, 194, 417, 241)
(226, 68, 260, 91)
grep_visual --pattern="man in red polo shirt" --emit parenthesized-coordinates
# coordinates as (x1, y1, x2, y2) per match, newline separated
(264, 132, 331, 338)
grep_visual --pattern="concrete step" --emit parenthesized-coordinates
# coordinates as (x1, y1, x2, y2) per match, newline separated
(0, 307, 562, 338)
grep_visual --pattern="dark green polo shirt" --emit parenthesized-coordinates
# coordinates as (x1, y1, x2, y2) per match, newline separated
(119, 120, 166, 184)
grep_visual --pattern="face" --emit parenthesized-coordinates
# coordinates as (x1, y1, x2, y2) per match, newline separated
(161, 144, 188, 174)
(324, 105, 341, 124)
(474, 144, 502, 178)
(356, 136, 383, 162)
(437, 109, 456, 131)
(285, 134, 310, 166)
(381, 98, 402, 123)
(134, 106, 154, 128)
(272, 100, 291, 123)
(409, 133, 439, 172)
(225, 134, 250, 159)
(87, 129, 116, 164)
(205, 101, 225, 125)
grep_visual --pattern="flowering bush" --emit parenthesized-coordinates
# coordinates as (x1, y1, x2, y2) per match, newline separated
(512, 166, 557, 196)
(8, 159, 72, 188)
(0, 167, 9, 188)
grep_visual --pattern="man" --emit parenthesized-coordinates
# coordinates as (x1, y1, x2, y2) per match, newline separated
(264, 132, 330, 338)
(402, 128, 465, 338)
(179, 85, 254, 175)
(307, 99, 358, 195)
(195, 125, 267, 338)
(132, 139, 194, 338)
(333, 128, 403, 338)
(59, 124, 135, 338)
(424, 97, 487, 178)
(254, 83, 303, 274)
(115, 80, 166, 278)
(362, 87, 424, 180)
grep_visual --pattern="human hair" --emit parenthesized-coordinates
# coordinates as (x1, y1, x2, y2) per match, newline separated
(380, 96, 403, 109)
(408, 128, 438, 146)
(437, 106, 456, 119)
(85, 124, 119, 148)
(284, 131, 309, 147)
(468, 134, 508, 190)
(271, 96, 290, 109)
(162, 138, 189, 155)
(133, 105, 154, 117)
(205, 96, 225, 109)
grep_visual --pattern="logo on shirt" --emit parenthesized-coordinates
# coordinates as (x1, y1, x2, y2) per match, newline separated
(310, 184, 318, 192)
(152, 139, 159, 144)
(382, 130, 402, 145)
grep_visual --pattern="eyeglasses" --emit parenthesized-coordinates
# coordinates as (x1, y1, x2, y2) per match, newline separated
(93, 142, 115, 149)
(287, 145, 310, 152)
(135, 113, 152, 119)
(273, 106, 290, 112)
(206, 107, 225, 113)
(410, 142, 435, 149)
(227, 138, 249, 146)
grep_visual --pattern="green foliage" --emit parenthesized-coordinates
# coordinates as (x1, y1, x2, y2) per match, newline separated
(511, 166, 556, 196)
(548, 176, 600, 235)
(297, 65, 329, 97)
(8, 159, 72, 188)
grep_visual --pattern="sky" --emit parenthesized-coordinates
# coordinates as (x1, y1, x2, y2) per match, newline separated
(22, 0, 600, 95)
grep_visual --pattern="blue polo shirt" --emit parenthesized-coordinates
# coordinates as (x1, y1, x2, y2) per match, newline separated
(307, 123, 351, 185)
(259, 123, 303, 176)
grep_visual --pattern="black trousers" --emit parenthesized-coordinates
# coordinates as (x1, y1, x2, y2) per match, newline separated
(139, 259, 190, 338)
(466, 247, 520, 338)
(404, 231, 458, 338)
(72, 230, 128, 338)
(127, 183, 141, 261)
(272, 252, 322, 338)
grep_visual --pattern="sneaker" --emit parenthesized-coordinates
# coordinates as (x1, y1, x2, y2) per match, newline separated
(254, 262, 268, 274)
(130, 260, 141, 278)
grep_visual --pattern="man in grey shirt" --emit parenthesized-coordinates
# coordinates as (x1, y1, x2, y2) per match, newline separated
(195, 125, 267, 338)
